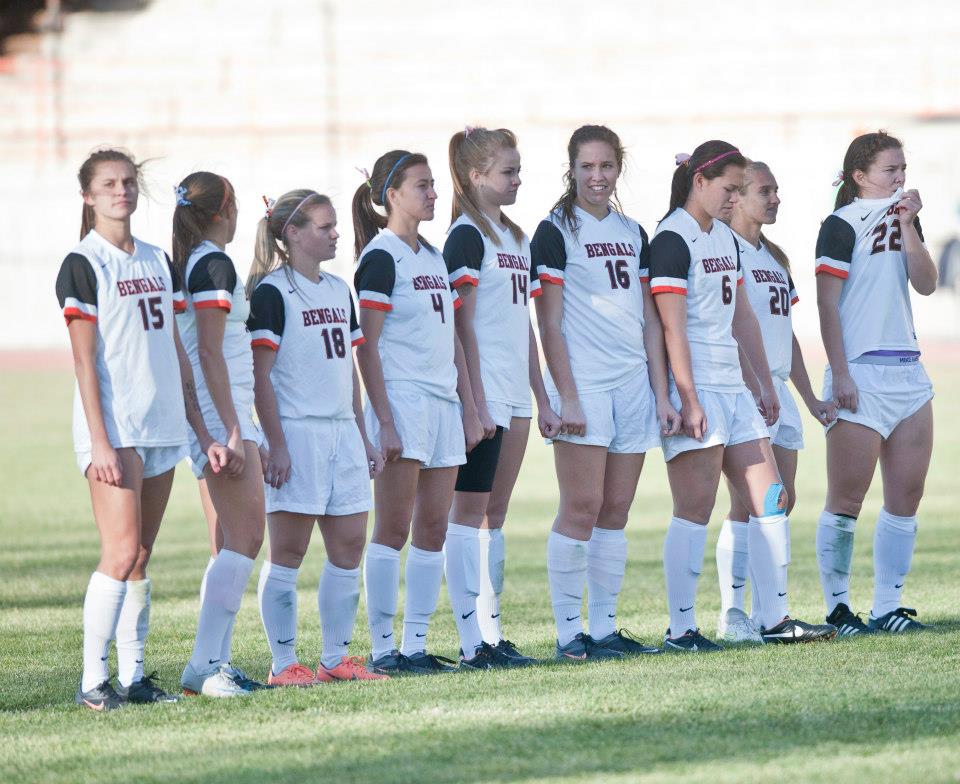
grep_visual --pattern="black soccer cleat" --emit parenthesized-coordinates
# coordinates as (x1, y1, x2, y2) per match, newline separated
(366, 649, 421, 676)
(592, 629, 662, 656)
(459, 641, 515, 670)
(663, 628, 722, 653)
(117, 671, 179, 703)
(224, 664, 272, 691)
(868, 607, 928, 633)
(826, 602, 873, 636)
(760, 617, 837, 644)
(555, 632, 624, 662)
(494, 639, 538, 667)
(76, 679, 125, 712)
(404, 651, 459, 674)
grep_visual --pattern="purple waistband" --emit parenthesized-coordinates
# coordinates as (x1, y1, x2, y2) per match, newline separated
(862, 350, 921, 358)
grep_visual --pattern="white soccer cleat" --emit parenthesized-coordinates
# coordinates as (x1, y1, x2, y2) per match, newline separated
(717, 607, 763, 643)
(181, 663, 252, 698)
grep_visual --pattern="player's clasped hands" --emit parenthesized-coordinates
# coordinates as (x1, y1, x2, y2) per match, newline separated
(805, 396, 837, 426)
(379, 421, 404, 462)
(831, 371, 859, 412)
(365, 440, 385, 479)
(757, 383, 781, 427)
(656, 398, 682, 437)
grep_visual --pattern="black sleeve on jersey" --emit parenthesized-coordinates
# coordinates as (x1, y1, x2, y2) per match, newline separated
(648, 230, 692, 286)
(815, 216, 855, 262)
(188, 251, 237, 294)
(349, 296, 360, 333)
(247, 283, 285, 346)
(530, 220, 567, 283)
(913, 216, 925, 243)
(55, 252, 98, 320)
(731, 230, 742, 271)
(637, 225, 651, 277)
(443, 224, 485, 286)
(354, 248, 396, 309)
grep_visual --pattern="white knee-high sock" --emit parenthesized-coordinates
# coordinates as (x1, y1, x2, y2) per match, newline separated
(587, 527, 627, 640)
(401, 546, 445, 656)
(444, 523, 484, 656)
(872, 508, 917, 617)
(749, 514, 791, 629)
(816, 510, 857, 613)
(81, 571, 127, 692)
(477, 528, 504, 644)
(663, 517, 707, 636)
(318, 561, 361, 669)
(716, 519, 749, 614)
(116, 578, 150, 687)
(188, 549, 254, 671)
(199, 555, 236, 666)
(547, 531, 588, 646)
(364, 543, 401, 660)
(257, 561, 299, 674)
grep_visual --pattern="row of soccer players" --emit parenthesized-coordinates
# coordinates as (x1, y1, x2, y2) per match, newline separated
(57, 124, 936, 710)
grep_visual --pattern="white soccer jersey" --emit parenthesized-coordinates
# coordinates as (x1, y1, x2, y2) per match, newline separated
(815, 189, 923, 361)
(247, 267, 363, 420)
(649, 208, 745, 392)
(354, 229, 460, 402)
(175, 241, 255, 419)
(732, 229, 798, 380)
(55, 230, 188, 450)
(529, 206, 649, 394)
(444, 214, 538, 409)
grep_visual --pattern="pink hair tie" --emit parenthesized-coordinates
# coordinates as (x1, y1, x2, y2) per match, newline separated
(675, 153, 691, 166)
(832, 170, 844, 187)
(693, 149, 741, 174)
(464, 125, 476, 137)
(354, 166, 372, 189)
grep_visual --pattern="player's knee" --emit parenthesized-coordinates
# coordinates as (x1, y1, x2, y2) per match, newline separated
(762, 482, 787, 516)
(103, 545, 139, 581)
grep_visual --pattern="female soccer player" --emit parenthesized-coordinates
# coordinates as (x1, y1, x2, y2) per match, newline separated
(715, 161, 837, 642)
(247, 189, 387, 684)
(57, 149, 225, 709)
(173, 171, 267, 697)
(353, 150, 483, 675)
(443, 126, 559, 668)
(815, 131, 937, 635)
(650, 140, 836, 651)
(531, 125, 674, 661)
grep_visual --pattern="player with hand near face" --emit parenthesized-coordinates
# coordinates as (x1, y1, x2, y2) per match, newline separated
(815, 131, 937, 635)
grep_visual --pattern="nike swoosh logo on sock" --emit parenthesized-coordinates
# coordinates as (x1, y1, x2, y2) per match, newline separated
(732, 584, 745, 589)
(565, 615, 579, 622)
(778, 592, 787, 597)
(461, 610, 475, 619)
(135, 659, 143, 664)
(342, 641, 351, 646)
(100, 656, 108, 661)
(277, 638, 295, 645)
(208, 658, 220, 665)
(415, 633, 426, 638)
(491, 614, 500, 619)
(381, 633, 392, 638)
(895, 583, 904, 589)
(607, 613, 616, 618)
(679, 606, 693, 613)
(832, 591, 847, 596)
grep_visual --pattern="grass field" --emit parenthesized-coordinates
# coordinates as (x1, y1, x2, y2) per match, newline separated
(2, 362, 959, 783)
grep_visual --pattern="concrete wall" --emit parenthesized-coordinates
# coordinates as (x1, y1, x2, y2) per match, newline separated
(2, 0, 959, 347)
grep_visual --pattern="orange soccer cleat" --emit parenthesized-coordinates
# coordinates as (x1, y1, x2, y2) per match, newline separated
(316, 655, 389, 682)
(267, 663, 320, 687)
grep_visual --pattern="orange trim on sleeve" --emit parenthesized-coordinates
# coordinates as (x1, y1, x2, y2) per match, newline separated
(537, 273, 564, 286)
(251, 337, 279, 351)
(173, 301, 187, 313)
(63, 309, 97, 324)
(351, 336, 366, 347)
(814, 265, 849, 280)
(450, 274, 479, 289)
(790, 295, 799, 306)
(359, 299, 392, 312)
(453, 297, 463, 311)
(650, 286, 687, 296)
(194, 299, 232, 311)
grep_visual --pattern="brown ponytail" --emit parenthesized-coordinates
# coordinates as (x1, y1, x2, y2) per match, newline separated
(834, 130, 903, 210)
(76, 148, 143, 239)
(171, 171, 235, 276)
(448, 127, 524, 247)
(666, 140, 747, 219)
(351, 150, 430, 259)
(551, 125, 625, 235)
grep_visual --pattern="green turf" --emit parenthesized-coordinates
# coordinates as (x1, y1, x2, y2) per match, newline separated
(1, 365, 959, 783)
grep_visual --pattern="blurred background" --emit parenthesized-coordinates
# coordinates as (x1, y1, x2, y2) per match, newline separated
(2, 0, 959, 352)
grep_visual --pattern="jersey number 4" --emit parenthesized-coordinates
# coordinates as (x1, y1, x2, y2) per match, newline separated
(870, 220, 902, 255)
(430, 293, 446, 323)
(136, 296, 164, 331)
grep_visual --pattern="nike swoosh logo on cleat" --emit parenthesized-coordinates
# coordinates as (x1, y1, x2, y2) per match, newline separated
(461, 610, 475, 619)
(832, 591, 847, 596)
(277, 638, 295, 645)
(82, 698, 105, 711)
(732, 584, 745, 589)
(565, 615, 579, 622)
(415, 633, 426, 638)
(563, 652, 587, 660)
(679, 606, 693, 613)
